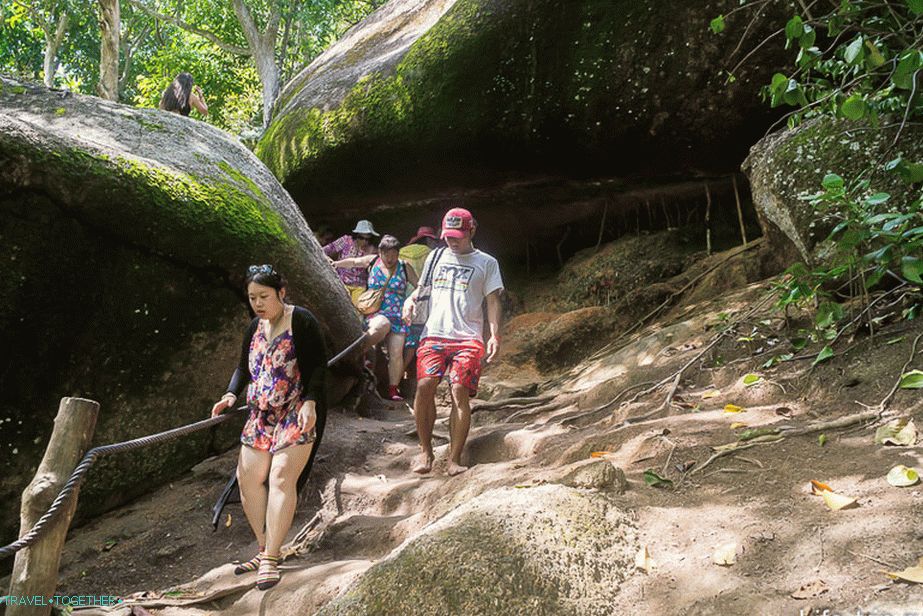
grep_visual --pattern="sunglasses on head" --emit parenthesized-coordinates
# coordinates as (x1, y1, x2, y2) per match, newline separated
(248, 264, 276, 276)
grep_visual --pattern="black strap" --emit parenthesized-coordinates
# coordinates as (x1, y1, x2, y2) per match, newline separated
(422, 247, 445, 288)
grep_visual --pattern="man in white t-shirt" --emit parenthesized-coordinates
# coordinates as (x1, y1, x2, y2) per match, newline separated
(402, 207, 503, 475)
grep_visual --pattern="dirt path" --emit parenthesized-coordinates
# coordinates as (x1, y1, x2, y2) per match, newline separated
(38, 281, 923, 615)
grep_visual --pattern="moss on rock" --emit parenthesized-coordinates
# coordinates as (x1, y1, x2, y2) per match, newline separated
(258, 0, 788, 207)
(0, 76, 364, 547)
(744, 118, 923, 268)
(318, 485, 637, 616)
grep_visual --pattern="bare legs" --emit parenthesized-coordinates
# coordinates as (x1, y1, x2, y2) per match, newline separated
(386, 332, 406, 388)
(366, 314, 391, 346)
(447, 384, 472, 476)
(411, 379, 472, 475)
(237, 441, 313, 564)
(412, 377, 438, 473)
(264, 442, 313, 556)
(366, 315, 405, 392)
(237, 446, 271, 547)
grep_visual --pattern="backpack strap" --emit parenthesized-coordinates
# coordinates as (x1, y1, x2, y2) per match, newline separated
(422, 247, 445, 287)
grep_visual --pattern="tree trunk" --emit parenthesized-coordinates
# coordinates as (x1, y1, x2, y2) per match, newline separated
(231, 0, 280, 128)
(42, 11, 69, 88)
(97, 0, 120, 101)
(255, 49, 280, 128)
(7, 398, 99, 616)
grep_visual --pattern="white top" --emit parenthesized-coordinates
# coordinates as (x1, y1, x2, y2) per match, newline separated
(421, 248, 504, 343)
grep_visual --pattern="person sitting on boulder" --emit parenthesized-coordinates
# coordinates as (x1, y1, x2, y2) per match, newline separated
(210, 265, 327, 590)
(323, 220, 379, 304)
(402, 208, 503, 475)
(159, 72, 208, 117)
(333, 235, 419, 401)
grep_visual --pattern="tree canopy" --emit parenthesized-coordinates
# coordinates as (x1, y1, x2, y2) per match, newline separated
(0, 0, 385, 133)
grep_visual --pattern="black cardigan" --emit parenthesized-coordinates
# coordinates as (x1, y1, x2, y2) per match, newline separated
(225, 306, 328, 404)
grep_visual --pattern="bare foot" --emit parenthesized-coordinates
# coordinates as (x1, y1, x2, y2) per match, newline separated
(411, 452, 434, 474)
(447, 461, 469, 476)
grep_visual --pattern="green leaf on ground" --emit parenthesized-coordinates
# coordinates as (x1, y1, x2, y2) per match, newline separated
(900, 370, 923, 389)
(813, 346, 834, 365)
(643, 469, 673, 488)
(738, 427, 781, 441)
(710, 15, 726, 33)
(818, 434, 828, 447)
(742, 373, 762, 386)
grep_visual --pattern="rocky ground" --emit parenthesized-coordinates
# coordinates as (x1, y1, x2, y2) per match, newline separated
(6, 239, 923, 615)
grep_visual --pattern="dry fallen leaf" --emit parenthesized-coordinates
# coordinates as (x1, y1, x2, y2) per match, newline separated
(875, 417, 917, 446)
(886, 465, 920, 487)
(590, 451, 613, 458)
(821, 490, 858, 510)
(775, 407, 793, 418)
(635, 545, 654, 573)
(730, 422, 748, 430)
(713, 542, 737, 566)
(809, 480, 858, 511)
(885, 557, 923, 584)
(225, 513, 232, 528)
(810, 480, 833, 494)
(702, 389, 721, 399)
(724, 404, 745, 414)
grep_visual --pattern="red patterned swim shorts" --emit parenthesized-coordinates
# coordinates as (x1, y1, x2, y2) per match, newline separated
(416, 337, 485, 396)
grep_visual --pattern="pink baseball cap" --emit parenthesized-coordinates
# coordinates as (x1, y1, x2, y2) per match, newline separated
(408, 226, 438, 244)
(441, 208, 475, 239)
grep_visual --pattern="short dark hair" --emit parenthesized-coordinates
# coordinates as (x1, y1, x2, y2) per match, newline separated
(245, 264, 287, 291)
(379, 235, 400, 251)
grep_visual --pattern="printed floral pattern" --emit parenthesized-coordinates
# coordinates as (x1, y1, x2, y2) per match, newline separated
(368, 260, 409, 335)
(241, 324, 314, 453)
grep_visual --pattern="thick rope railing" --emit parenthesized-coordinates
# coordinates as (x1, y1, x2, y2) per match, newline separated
(0, 331, 369, 561)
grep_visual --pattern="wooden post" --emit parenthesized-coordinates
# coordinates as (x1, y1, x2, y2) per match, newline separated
(661, 197, 671, 229)
(7, 398, 99, 616)
(732, 174, 748, 248)
(704, 183, 713, 257)
(595, 200, 609, 252)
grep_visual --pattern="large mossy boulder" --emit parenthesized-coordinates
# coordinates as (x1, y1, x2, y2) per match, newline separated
(318, 485, 637, 615)
(257, 0, 787, 219)
(0, 77, 363, 548)
(744, 118, 923, 270)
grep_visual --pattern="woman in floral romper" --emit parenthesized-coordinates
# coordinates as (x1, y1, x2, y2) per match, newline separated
(211, 265, 327, 590)
(334, 235, 418, 400)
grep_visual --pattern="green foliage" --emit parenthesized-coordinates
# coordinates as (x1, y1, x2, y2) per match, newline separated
(772, 167, 923, 349)
(0, 0, 385, 134)
(719, 1, 923, 362)
(716, 1, 923, 130)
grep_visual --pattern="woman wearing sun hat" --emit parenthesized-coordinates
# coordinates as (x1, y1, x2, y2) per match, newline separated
(322, 220, 380, 303)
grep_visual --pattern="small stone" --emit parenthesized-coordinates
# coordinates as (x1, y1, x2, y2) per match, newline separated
(558, 460, 627, 493)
